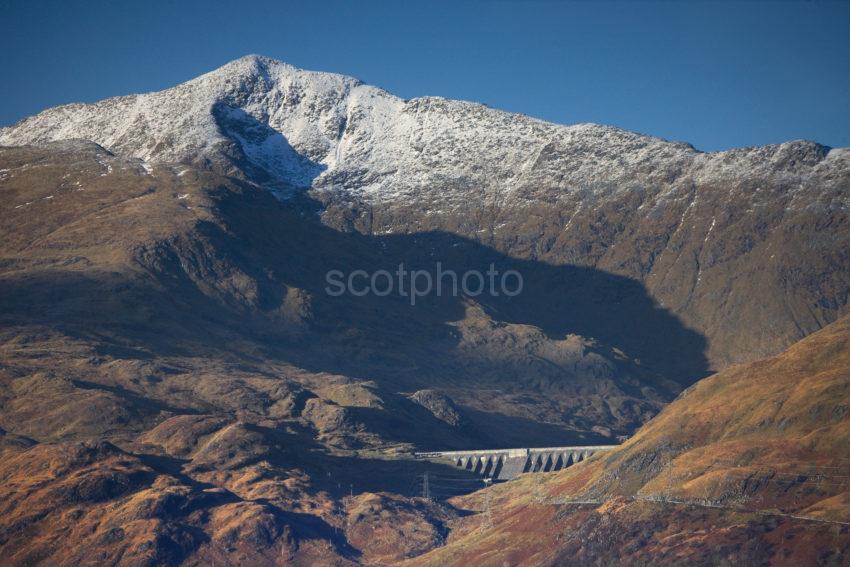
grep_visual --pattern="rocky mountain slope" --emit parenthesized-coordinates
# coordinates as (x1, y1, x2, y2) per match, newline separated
(408, 313, 850, 566)
(3, 55, 849, 369)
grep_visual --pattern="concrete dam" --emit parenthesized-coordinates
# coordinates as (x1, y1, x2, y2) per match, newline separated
(416, 445, 616, 482)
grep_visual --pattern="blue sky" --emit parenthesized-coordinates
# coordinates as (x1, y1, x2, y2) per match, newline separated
(1, 0, 849, 151)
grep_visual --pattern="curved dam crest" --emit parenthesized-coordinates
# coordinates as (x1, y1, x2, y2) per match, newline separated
(417, 445, 617, 481)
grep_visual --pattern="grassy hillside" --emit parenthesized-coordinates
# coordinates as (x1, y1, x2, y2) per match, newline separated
(410, 314, 850, 565)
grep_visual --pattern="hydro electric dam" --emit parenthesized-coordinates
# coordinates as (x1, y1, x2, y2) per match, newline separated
(416, 445, 616, 482)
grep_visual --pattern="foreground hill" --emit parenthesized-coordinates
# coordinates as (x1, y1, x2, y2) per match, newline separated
(409, 314, 850, 566)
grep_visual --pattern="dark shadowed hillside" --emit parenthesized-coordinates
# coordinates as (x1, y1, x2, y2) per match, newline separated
(0, 142, 701, 448)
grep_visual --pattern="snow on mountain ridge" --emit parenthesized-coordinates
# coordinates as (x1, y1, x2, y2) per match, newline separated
(0, 55, 838, 204)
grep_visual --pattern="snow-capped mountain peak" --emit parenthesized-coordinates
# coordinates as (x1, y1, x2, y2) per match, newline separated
(0, 55, 842, 205)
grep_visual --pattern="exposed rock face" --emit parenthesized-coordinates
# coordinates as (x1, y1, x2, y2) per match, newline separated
(409, 390, 464, 427)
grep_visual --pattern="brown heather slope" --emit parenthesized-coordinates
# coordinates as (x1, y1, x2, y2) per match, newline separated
(408, 314, 850, 566)
(0, 142, 468, 566)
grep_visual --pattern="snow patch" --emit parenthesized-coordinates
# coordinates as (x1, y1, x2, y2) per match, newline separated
(704, 217, 716, 243)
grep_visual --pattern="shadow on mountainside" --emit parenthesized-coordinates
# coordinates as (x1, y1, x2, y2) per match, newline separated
(0, 164, 710, 445)
(205, 184, 711, 388)
(211, 102, 328, 194)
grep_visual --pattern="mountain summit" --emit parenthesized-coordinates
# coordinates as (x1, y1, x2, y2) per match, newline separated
(2, 55, 836, 201)
(2, 55, 695, 200)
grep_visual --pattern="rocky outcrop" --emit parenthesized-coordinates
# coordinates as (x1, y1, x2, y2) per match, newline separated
(409, 390, 465, 427)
